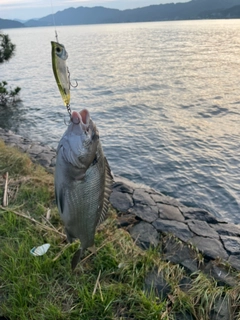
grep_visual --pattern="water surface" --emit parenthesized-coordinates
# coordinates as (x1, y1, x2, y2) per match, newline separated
(1, 20, 240, 223)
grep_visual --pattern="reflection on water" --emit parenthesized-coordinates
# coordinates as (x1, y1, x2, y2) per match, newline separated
(1, 20, 240, 223)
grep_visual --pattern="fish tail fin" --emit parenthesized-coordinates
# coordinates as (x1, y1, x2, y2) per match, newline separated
(71, 248, 82, 271)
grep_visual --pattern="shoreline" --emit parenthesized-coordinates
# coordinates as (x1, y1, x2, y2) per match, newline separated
(1, 127, 240, 288)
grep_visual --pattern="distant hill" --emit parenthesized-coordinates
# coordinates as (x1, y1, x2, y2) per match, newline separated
(24, 0, 240, 27)
(199, 5, 240, 19)
(0, 18, 25, 29)
(1, 0, 240, 30)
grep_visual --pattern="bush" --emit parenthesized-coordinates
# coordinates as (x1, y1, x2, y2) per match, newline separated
(0, 33, 21, 105)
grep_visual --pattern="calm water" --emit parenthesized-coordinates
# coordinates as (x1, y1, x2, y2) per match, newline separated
(1, 20, 240, 223)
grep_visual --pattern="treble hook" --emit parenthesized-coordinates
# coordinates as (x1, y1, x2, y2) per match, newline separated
(67, 67, 78, 88)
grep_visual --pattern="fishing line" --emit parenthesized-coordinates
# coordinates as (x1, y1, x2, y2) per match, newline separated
(50, 0, 59, 42)
(50, 0, 78, 117)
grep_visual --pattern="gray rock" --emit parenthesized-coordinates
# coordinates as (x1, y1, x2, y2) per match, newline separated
(153, 219, 192, 242)
(189, 236, 228, 261)
(129, 204, 158, 223)
(129, 221, 159, 249)
(150, 193, 182, 207)
(203, 261, 237, 288)
(210, 223, 240, 237)
(210, 296, 233, 320)
(163, 238, 199, 273)
(112, 181, 133, 194)
(178, 276, 193, 293)
(220, 236, 240, 255)
(110, 190, 133, 212)
(187, 219, 219, 238)
(144, 269, 171, 299)
(227, 255, 240, 271)
(180, 207, 220, 224)
(158, 203, 185, 222)
(113, 175, 146, 191)
(133, 188, 156, 206)
(27, 144, 46, 155)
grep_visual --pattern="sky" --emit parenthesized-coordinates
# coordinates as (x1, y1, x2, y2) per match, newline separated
(0, 0, 189, 21)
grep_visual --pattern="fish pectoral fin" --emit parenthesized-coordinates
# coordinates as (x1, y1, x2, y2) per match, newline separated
(88, 245, 97, 254)
(71, 248, 82, 271)
(74, 170, 86, 181)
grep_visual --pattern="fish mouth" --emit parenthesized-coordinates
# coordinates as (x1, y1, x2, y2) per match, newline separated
(71, 109, 90, 131)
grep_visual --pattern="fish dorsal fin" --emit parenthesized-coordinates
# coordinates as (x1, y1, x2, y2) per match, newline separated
(97, 157, 113, 225)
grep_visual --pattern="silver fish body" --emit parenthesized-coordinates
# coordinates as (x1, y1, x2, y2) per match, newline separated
(54, 109, 112, 269)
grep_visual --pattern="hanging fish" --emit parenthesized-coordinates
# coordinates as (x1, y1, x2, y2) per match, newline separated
(54, 109, 113, 270)
(30, 243, 50, 256)
(51, 41, 70, 108)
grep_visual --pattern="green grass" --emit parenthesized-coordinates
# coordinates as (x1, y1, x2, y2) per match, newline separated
(0, 140, 240, 320)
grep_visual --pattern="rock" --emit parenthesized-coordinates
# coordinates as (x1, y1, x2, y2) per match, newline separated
(178, 276, 193, 293)
(150, 192, 183, 207)
(110, 190, 133, 212)
(27, 143, 46, 155)
(163, 238, 199, 274)
(209, 223, 240, 237)
(112, 181, 133, 194)
(158, 203, 185, 222)
(133, 189, 156, 206)
(189, 236, 228, 261)
(129, 204, 158, 223)
(152, 219, 192, 242)
(113, 175, 146, 191)
(187, 219, 219, 238)
(210, 296, 233, 320)
(220, 236, 240, 255)
(203, 261, 237, 288)
(227, 255, 240, 271)
(129, 222, 159, 249)
(180, 207, 220, 224)
(144, 269, 171, 299)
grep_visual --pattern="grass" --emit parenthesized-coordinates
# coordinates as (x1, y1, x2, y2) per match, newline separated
(0, 139, 240, 319)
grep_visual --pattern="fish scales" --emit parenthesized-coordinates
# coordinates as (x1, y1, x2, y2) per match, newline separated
(54, 109, 112, 270)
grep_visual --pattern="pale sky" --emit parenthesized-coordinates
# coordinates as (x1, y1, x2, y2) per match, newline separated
(0, 0, 189, 21)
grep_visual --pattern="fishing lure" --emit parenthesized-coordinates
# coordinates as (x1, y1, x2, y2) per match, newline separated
(51, 41, 71, 114)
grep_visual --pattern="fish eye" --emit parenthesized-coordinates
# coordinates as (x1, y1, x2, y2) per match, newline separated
(56, 47, 61, 53)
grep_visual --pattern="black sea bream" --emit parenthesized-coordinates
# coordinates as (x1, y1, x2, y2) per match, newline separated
(54, 109, 112, 270)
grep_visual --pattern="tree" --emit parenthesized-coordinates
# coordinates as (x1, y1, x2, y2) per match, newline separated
(0, 32, 21, 105)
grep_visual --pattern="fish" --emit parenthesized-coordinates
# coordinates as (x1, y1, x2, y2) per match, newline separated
(54, 109, 112, 270)
(51, 41, 70, 107)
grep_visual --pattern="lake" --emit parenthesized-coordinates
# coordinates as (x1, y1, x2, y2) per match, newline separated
(0, 20, 240, 223)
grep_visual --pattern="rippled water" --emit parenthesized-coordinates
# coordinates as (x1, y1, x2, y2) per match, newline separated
(1, 20, 240, 223)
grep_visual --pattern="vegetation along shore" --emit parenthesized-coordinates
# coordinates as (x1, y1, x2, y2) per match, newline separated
(0, 128, 240, 319)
